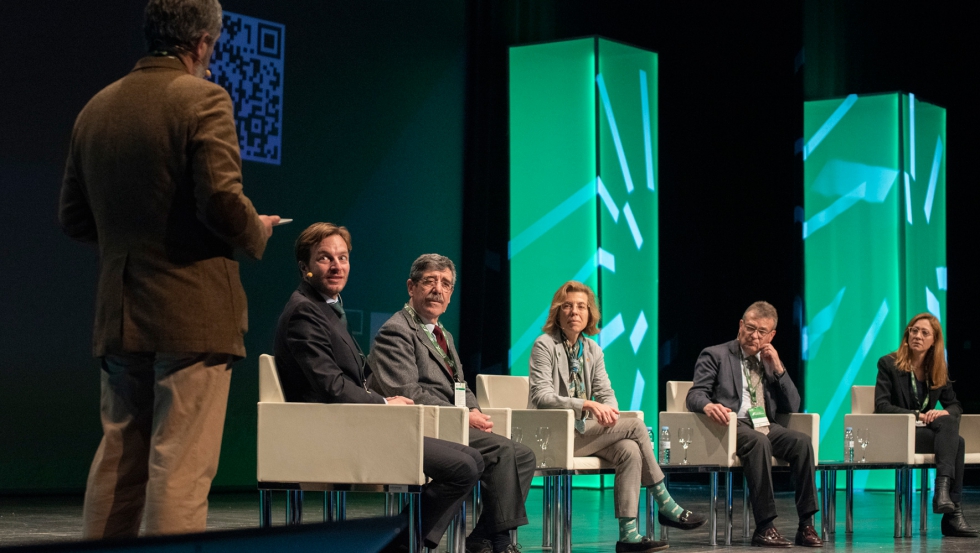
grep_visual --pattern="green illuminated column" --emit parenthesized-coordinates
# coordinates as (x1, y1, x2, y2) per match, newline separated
(509, 38, 659, 419)
(803, 93, 946, 488)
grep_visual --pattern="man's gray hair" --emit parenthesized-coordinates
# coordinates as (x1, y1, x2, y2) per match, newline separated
(743, 301, 778, 327)
(144, 0, 223, 53)
(409, 254, 457, 285)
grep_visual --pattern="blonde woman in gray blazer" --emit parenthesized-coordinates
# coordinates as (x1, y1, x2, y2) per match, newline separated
(528, 281, 705, 553)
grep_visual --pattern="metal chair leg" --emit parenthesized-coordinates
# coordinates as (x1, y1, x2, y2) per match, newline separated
(709, 471, 718, 546)
(472, 484, 482, 532)
(286, 490, 303, 525)
(408, 493, 420, 553)
(846, 468, 853, 534)
(894, 469, 903, 538)
(904, 467, 913, 538)
(551, 474, 563, 553)
(920, 468, 929, 533)
(561, 474, 572, 553)
(542, 476, 552, 547)
(645, 486, 655, 538)
(725, 471, 733, 545)
(743, 474, 750, 538)
(260, 490, 272, 528)
(830, 469, 838, 535)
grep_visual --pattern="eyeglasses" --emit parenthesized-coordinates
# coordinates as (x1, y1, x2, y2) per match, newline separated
(908, 327, 933, 338)
(742, 322, 773, 337)
(418, 276, 454, 291)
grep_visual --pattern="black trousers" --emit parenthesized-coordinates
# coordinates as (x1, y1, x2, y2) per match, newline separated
(468, 429, 537, 534)
(421, 437, 484, 547)
(915, 414, 966, 504)
(736, 420, 819, 527)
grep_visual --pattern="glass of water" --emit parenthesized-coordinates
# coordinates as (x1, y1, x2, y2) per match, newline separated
(536, 427, 551, 467)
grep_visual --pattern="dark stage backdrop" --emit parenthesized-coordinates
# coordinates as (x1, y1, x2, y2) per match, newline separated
(0, 0, 465, 491)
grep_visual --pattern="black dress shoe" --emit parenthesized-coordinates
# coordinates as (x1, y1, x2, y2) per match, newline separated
(615, 536, 669, 552)
(658, 510, 708, 530)
(942, 504, 980, 537)
(465, 537, 492, 553)
(794, 524, 824, 547)
(751, 526, 793, 548)
(934, 476, 956, 514)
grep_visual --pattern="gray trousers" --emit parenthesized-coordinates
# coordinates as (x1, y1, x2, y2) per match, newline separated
(573, 417, 664, 517)
(469, 429, 537, 533)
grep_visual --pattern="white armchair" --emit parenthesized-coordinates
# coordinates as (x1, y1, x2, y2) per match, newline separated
(476, 374, 644, 553)
(257, 354, 468, 553)
(844, 385, 980, 537)
(660, 381, 819, 545)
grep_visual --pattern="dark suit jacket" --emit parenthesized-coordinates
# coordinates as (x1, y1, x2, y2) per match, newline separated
(60, 56, 267, 358)
(874, 354, 962, 417)
(274, 281, 384, 404)
(367, 309, 479, 409)
(686, 339, 800, 421)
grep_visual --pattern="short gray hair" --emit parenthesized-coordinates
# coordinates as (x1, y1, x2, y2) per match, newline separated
(144, 0, 223, 53)
(743, 301, 778, 327)
(409, 254, 457, 285)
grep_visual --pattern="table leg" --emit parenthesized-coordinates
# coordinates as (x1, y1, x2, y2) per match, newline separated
(904, 467, 913, 538)
(260, 490, 272, 528)
(820, 470, 829, 541)
(920, 468, 929, 533)
(894, 469, 903, 538)
(846, 468, 853, 534)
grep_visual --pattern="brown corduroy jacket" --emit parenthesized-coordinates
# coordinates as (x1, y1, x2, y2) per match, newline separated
(59, 56, 267, 359)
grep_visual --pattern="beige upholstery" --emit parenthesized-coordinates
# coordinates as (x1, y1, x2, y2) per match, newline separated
(662, 381, 820, 466)
(476, 375, 530, 410)
(257, 354, 427, 488)
(477, 374, 645, 470)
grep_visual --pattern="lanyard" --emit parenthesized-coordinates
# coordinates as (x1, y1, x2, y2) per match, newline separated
(741, 353, 762, 407)
(910, 374, 930, 412)
(403, 304, 460, 382)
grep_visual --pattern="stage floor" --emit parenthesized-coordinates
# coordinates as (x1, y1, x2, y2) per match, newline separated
(2, 485, 978, 551)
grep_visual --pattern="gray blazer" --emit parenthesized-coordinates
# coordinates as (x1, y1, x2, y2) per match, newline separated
(686, 339, 800, 421)
(367, 308, 480, 410)
(528, 332, 618, 420)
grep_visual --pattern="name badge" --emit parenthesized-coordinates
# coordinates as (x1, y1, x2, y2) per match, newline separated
(454, 382, 467, 408)
(747, 405, 769, 429)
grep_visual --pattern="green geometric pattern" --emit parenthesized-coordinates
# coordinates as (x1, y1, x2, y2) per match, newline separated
(509, 38, 659, 418)
(803, 92, 946, 488)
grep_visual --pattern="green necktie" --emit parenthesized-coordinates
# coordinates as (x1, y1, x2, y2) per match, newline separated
(328, 300, 347, 329)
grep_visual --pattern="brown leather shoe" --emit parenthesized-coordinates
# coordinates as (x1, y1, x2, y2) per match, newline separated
(752, 526, 792, 547)
(795, 524, 824, 547)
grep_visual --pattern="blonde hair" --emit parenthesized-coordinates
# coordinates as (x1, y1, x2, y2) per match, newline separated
(892, 313, 947, 388)
(542, 281, 601, 337)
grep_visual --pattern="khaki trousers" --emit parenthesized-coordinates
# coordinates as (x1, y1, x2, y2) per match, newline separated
(82, 352, 232, 538)
(573, 417, 664, 518)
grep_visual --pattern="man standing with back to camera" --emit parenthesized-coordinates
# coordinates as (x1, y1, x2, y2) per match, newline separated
(59, 0, 279, 538)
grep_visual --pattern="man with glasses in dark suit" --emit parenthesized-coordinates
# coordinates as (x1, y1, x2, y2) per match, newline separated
(687, 301, 821, 548)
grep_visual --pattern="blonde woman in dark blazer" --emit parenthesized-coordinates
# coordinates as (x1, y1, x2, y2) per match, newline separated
(875, 312, 977, 537)
(528, 281, 705, 553)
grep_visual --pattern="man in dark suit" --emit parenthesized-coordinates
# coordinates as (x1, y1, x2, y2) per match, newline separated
(59, 0, 278, 538)
(368, 254, 535, 553)
(687, 301, 821, 548)
(274, 224, 483, 551)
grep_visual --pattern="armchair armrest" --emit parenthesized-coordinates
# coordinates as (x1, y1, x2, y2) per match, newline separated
(512, 409, 574, 469)
(257, 403, 425, 485)
(659, 411, 737, 466)
(775, 413, 820, 461)
(844, 413, 914, 463)
(482, 407, 512, 439)
(422, 406, 469, 445)
(621, 410, 644, 421)
(960, 415, 980, 455)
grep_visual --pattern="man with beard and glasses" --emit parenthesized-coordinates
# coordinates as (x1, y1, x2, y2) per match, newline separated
(368, 254, 535, 553)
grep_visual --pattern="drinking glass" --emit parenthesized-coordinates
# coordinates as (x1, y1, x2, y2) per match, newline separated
(856, 428, 867, 463)
(536, 427, 551, 467)
(681, 427, 693, 465)
(860, 428, 871, 462)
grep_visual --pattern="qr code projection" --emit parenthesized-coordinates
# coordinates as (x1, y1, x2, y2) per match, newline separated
(210, 12, 284, 165)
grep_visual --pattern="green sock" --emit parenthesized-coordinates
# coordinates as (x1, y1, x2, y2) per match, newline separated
(652, 480, 685, 521)
(618, 517, 643, 543)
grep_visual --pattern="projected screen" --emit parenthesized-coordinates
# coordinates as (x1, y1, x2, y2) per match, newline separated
(803, 92, 946, 487)
(509, 38, 659, 416)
